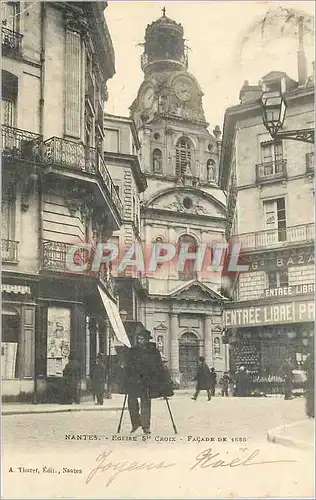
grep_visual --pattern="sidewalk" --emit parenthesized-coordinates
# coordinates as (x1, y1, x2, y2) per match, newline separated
(1, 390, 193, 416)
(2, 394, 125, 415)
(267, 418, 314, 449)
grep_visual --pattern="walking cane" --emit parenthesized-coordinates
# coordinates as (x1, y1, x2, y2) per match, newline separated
(117, 394, 127, 434)
(164, 397, 178, 435)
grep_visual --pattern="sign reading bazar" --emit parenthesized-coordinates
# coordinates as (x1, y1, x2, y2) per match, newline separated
(225, 301, 315, 328)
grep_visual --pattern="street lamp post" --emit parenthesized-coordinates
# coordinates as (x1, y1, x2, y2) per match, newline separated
(260, 89, 314, 144)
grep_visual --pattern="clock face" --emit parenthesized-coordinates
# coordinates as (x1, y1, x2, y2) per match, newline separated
(143, 87, 154, 109)
(174, 78, 192, 101)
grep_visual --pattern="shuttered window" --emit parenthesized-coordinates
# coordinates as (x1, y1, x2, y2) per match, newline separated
(176, 137, 191, 176)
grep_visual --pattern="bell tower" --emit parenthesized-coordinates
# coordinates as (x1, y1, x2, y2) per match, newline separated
(141, 8, 188, 77)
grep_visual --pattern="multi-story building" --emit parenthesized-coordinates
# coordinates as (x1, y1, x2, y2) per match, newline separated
(130, 10, 228, 385)
(220, 53, 314, 378)
(1, 1, 122, 401)
(103, 113, 148, 326)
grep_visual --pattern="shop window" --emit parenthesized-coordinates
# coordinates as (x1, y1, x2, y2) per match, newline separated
(176, 137, 192, 176)
(152, 148, 162, 173)
(268, 270, 288, 289)
(177, 234, 198, 280)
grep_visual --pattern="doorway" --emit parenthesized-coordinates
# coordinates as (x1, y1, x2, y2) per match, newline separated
(179, 332, 199, 388)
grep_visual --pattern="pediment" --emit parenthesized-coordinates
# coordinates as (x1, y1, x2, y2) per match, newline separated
(145, 187, 226, 218)
(170, 281, 223, 302)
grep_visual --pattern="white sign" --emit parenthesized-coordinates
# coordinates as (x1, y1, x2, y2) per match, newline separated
(47, 307, 71, 376)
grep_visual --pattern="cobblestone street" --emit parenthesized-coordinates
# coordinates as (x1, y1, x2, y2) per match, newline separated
(3, 394, 314, 498)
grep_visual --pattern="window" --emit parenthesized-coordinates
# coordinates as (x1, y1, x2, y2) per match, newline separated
(177, 234, 198, 280)
(2, 184, 16, 261)
(264, 198, 286, 243)
(261, 141, 283, 175)
(206, 159, 216, 182)
(2, 70, 18, 127)
(1, 1, 20, 32)
(176, 137, 191, 177)
(152, 148, 162, 173)
(104, 128, 119, 153)
(263, 198, 286, 241)
(268, 270, 288, 289)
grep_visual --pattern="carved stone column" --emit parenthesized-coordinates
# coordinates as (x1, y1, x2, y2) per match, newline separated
(169, 313, 180, 382)
(204, 315, 213, 367)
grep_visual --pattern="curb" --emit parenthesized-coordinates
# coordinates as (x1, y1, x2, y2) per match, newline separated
(266, 419, 314, 450)
(2, 406, 126, 416)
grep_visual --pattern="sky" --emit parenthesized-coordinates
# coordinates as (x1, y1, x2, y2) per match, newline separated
(104, 0, 314, 132)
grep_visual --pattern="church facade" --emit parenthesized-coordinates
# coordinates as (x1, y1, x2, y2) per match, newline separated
(129, 11, 228, 385)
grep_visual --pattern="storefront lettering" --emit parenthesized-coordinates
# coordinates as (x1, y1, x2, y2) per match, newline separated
(225, 301, 315, 328)
(264, 283, 315, 298)
(250, 252, 315, 271)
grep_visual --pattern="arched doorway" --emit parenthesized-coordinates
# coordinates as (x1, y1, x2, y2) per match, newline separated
(179, 332, 199, 388)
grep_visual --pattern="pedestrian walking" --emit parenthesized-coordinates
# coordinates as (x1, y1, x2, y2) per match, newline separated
(219, 371, 231, 396)
(235, 366, 248, 397)
(91, 353, 106, 405)
(191, 357, 211, 401)
(210, 367, 217, 396)
(123, 329, 173, 434)
(61, 354, 81, 404)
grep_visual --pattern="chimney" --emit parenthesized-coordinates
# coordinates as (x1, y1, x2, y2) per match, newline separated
(297, 16, 307, 86)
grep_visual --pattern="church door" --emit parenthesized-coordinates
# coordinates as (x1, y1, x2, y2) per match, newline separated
(179, 332, 199, 388)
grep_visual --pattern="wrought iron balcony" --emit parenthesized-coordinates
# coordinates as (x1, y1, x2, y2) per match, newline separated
(2, 125, 42, 163)
(306, 152, 314, 172)
(42, 137, 123, 218)
(234, 223, 314, 251)
(42, 240, 112, 280)
(1, 240, 19, 262)
(255, 159, 287, 183)
(1, 27, 23, 55)
(85, 71, 95, 109)
(43, 136, 97, 173)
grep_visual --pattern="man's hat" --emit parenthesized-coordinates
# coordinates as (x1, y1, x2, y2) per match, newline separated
(136, 328, 152, 339)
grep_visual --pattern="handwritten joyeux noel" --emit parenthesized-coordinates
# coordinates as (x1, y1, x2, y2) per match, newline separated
(85, 448, 297, 487)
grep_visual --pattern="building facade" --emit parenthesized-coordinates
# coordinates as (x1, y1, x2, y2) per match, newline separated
(103, 113, 148, 325)
(129, 11, 229, 385)
(220, 67, 314, 380)
(1, 1, 121, 401)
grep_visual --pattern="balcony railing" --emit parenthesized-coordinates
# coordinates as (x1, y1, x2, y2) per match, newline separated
(1, 240, 19, 262)
(43, 136, 97, 173)
(2, 125, 42, 163)
(306, 152, 314, 172)
(42, 240, 112, 280)
(234, 223, 314, 251)
(1, 27, 23, 55)
(99, 154, 123, 217)
(85, 71, 95, 109)
(256, 159, 287, 183)
(141, 52, 188, 71)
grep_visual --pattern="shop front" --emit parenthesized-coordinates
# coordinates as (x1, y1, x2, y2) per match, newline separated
(224, 298, 315, 394)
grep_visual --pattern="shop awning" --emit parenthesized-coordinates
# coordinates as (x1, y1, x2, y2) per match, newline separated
(1, 284, 31, 294)
(97, 286, 131, 348)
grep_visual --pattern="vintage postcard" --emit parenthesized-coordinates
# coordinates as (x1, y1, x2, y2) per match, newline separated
(1, 0, 314, 498)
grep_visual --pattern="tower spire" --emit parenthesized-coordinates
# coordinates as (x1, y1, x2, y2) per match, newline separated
(162, 7, 166, 17)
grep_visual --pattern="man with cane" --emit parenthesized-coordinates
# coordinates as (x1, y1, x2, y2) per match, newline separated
(122, 329, 174, 434)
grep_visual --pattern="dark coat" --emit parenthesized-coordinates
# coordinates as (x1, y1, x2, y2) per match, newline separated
(194, 362, 211, 390)
(91, 361, 106, 394)
(210, 371, 217, 388)
(124, 342, 173, 399)
(63, 360, 80, 389)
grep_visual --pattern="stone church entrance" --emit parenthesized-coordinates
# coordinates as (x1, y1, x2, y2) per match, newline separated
(179, 332, 200, 388)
